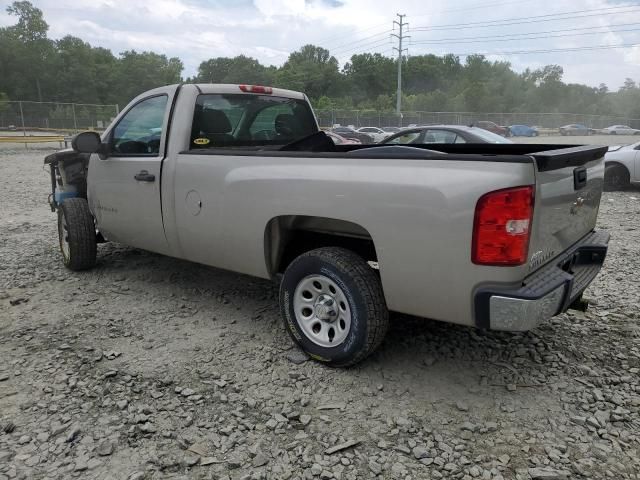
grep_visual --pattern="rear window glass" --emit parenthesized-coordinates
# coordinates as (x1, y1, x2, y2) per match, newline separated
(190, 94, 317, 149)
(468, 128, 512, 144)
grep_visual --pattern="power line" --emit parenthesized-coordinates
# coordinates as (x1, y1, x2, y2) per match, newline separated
(332, 36, 394, 57)
(312, 22, 390, 49)
(442, 42, 640, 57)
(410, 5, 640, 32)
(407, 21, 640, 44)
(330, 30, 393, 55)
(409, 25, 640, 45)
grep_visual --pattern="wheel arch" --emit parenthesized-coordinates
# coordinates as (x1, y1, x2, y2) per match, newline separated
(264, 215, 379, 277)
(605, 160, 631, 176)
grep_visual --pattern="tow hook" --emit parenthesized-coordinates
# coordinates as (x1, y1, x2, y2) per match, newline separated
(569, 295, 589, 312)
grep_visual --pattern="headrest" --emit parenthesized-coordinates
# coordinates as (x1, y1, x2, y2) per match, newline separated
(275, 114, 298, 136)
(199, 109, 232, 134)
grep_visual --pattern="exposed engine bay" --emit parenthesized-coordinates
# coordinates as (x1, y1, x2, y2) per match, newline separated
(44, 149, 89, 211)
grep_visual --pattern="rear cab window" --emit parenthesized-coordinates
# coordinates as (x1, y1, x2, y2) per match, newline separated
(190, 93, 317, 149)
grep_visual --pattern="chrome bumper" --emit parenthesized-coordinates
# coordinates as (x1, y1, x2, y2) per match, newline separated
(474, 230, 609, 331)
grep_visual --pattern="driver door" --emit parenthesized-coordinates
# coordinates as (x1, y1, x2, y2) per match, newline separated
(88, 91, 175, 255)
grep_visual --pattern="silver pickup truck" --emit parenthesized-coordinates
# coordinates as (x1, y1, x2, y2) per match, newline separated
(45, 83, 609, 367)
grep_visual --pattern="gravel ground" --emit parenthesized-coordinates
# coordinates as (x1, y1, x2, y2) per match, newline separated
(1, 148, 639, 480)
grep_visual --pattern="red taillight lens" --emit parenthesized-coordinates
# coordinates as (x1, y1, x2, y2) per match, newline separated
(472, 185, 534, 266)
(239, 85, 273, 94)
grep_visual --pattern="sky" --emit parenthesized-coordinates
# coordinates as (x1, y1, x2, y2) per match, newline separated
(2, 0, 640, 89)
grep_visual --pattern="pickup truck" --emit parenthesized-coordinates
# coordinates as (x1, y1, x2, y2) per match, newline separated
(45, 83, 610, 367)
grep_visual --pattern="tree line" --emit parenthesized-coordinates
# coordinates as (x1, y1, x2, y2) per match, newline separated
(2, 1, 640, 119)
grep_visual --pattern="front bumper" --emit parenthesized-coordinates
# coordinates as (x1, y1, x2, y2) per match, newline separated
(474, 230, 610, 331)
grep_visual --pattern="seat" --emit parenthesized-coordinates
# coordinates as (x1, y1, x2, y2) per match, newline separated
(275, 114, 302, 139)
(192, 108, 234, 146)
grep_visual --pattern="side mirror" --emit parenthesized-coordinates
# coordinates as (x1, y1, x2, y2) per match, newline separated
(71, 131, 107, 156)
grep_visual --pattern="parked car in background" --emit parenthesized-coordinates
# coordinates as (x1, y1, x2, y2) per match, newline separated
(331, 126, 373, 144)
(559, 124, 591, 136)
(602, 125, 640, 135)
(509, 125, 539, 137)
(603, 141, 640, 190)
(381, 126, 401, 134)
(475, 120, 511, 137)
(357, 126, 388, 143)
(325, 131, 361, 145)
(381, 125, 513, 145)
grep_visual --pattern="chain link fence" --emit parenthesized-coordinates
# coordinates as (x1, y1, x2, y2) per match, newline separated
(315, 110, 640, 130)
(0, 101, 119, 135)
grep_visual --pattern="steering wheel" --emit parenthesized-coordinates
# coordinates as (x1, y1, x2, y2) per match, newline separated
(114, 140, 148, 154)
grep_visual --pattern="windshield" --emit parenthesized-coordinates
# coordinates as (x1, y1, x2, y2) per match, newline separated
(469, 128, 513, 144)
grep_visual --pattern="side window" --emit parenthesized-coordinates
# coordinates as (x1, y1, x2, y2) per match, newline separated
(111, 95, 168, 155)
(387, 132, 421, 144)
(425, 130, 457, 143)
(454, 135, 467, 144)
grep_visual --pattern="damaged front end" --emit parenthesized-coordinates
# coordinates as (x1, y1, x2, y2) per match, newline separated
(44, 149, 90, 212)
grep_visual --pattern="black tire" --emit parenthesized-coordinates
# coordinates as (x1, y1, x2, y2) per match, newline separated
(280, 247, 389, 367)
(604, 164, 630, 192)
(57, 198, 97, 271)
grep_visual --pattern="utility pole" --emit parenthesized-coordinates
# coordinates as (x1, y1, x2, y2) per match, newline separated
(392, 13, 409, 126)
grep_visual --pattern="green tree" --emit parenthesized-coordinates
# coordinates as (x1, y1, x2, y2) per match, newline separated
(0, 1, 55, 101)
(342, 53, 395, 104)
(114, 51, 183, 106)
(277, 45, 342, 100)
(195, 55, 274, 85)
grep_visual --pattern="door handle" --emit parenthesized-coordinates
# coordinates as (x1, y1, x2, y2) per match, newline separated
(134, 170, 155, 182)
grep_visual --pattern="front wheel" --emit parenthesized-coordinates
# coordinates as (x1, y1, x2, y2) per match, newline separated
(280, 247, 389, 367)
(604, 164, 630, 192)
(57, 198, 97, 271)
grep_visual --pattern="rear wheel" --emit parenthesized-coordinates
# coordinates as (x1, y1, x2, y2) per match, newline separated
(280, 247, 388, 367)
(604, 164, 630, 191)
(57, 198, 97, 270)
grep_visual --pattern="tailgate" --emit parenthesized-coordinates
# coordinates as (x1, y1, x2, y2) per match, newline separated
(527, 145, 608, 271)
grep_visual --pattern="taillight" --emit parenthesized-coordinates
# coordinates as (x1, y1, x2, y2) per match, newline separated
(239, 85, 273, 94)
(472, 185, 534, 266)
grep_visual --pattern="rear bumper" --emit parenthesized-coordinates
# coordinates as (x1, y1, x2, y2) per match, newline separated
(474, 230, 609, 331)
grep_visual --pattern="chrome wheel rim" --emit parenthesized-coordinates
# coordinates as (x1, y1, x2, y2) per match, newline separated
(293, 274, 351, 347)
(59, 212, 70, 260)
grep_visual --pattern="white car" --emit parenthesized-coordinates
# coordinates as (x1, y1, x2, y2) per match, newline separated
(357, 127, 388, 143)
(604, 141, 640, 190)
(603, 125, 640, 135)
